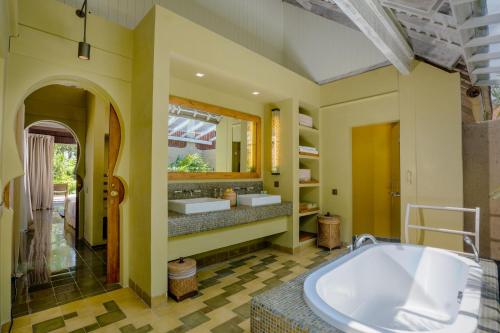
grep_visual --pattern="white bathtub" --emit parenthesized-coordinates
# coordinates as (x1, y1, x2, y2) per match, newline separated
(304, 243, 483, 333)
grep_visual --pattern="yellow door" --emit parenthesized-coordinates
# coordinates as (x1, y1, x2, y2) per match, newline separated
(390, 123, 401, 239)
(352, 122, 400, 240)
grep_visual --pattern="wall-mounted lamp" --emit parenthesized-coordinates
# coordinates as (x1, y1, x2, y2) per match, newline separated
(76, 0, 90, 60)
(246, 121, 256, 172)
(271, 108, 280, 175)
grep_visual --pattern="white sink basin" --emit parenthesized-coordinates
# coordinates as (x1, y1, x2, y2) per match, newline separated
(238, 194, 281, 207)
(169, 197, 230, 214)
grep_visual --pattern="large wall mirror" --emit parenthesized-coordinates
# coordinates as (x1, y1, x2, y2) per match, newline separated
(168, 96, 261, 180)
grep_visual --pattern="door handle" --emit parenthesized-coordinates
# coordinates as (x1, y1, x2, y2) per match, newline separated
(390, 191, 401, 197)
(110, 190, 119, 197)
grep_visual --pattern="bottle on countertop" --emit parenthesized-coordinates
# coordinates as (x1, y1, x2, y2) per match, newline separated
(223, 188, 237, 207)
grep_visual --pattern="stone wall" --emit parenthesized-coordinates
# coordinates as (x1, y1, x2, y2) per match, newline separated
(463, 120, 500, 259)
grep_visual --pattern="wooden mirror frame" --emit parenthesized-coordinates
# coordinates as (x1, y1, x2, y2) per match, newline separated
(168, 96, 261, 180)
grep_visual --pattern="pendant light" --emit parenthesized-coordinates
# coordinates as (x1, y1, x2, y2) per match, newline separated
(76, 0, 90, 60)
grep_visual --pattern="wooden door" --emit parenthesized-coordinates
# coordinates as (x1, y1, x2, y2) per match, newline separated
(232, 142, 241, 172)
(107, 105, 124, 283)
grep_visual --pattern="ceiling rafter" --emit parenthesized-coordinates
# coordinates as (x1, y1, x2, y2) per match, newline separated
(468, 51, 500, 64)
(459, 12, 500, 30)
(328, 0, 414, 74)
(196, 126, 217, 139)
(280, 0, 493, 121)
(405, 29, 462, 52)
(448, 0, 500, 87)
(283, 0, 359, 30)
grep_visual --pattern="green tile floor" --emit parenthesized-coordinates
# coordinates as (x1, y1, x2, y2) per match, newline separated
(7, 245, 344, 332)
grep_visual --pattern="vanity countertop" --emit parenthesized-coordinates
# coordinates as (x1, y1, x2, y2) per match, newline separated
(168, 201, 293, 237)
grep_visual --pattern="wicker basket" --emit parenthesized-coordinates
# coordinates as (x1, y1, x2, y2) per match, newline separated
(317, 214, 341, 250)
(168, 257, 198, 302)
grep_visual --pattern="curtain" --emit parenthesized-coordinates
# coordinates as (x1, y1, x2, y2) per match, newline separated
(24, 129, 33, 222)
(13, 103, 27, 276)
(27, 134, 54, 210)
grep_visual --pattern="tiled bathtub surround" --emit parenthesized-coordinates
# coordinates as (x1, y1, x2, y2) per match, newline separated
(250, 258, 500, 333)
(168, 202, 293, 237)
(168, 181, 263, 200)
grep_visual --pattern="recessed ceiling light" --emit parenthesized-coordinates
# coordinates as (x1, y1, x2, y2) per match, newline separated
(195, 72, 205, 78)
(252, 91, 260, 95)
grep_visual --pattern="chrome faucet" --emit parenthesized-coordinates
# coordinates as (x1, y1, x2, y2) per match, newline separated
(349, 234, 378, 252)
(464, 236, 480, 263)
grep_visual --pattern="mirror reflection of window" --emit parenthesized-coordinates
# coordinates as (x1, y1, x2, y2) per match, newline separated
(168, 104, 256, 172)
(168, 110, 217, 172)
(168, 103, 256, 173)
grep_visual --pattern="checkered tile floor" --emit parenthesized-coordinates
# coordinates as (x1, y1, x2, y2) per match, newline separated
(7, 245, 344, 332)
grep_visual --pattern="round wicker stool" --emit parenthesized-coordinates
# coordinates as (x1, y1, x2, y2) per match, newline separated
(168, 257, 198, 302)
(317, 213, 341, 251)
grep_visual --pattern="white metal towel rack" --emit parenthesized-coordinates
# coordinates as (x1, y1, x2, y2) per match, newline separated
(404, 204, 480, 257)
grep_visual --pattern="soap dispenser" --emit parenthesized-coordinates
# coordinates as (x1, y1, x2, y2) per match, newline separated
(223, 188, 237, 207)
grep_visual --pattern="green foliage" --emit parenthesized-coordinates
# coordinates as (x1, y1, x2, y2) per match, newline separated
(53, 144, 77, 193)
(492, 86, 500, 107)
(168, 153, 212, 172)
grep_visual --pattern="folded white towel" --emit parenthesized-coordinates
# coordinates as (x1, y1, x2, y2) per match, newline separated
(299, 146, 318, 153)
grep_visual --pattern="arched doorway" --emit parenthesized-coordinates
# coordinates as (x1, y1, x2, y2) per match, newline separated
(10, 83, 125, 317)
(23, 120, 80, 282)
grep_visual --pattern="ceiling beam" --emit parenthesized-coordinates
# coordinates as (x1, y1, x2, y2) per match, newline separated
(330, 0, 414, 74)
(472, 66, 500, 75)
(459, 13, 500, 30)
(170, 119, 190, 133)
(168, 136, 212, 145)
(181, 121, 205, 137)
(476, 79, 500, 86)
(395, 11, 458, 36)
(465, 34, 500, 48)
(282, 0, 358, 30)
(406, 30, 462, 53)
(452, 0, 479, 5)
(468, 51, 500, 63)
(196, 126, 216, 139)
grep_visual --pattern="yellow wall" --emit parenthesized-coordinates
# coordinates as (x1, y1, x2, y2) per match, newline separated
(168, 216, 288, 260)
(150, 8, 170, 301)
(0, 56, 11, 326)
(1, 0, 133, 323)
(352, 123, 393, 238)
(129, 9, 155, 299)
(85, 93, 107, 246)
(320, 62, 463, 251)
(263, 98, 299, 249)
(399, 62, 463, 249)
(157, 7, 319, 108)
(129, 6, 170, 300)
(0, 0, 17, 58)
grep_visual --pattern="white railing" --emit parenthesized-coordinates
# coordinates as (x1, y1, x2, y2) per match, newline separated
(404, 203, 480, 257)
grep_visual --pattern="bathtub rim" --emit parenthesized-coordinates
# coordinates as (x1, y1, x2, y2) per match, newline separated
(303, 243, 483, 333)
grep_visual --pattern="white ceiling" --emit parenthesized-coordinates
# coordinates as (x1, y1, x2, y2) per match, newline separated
(56, 0, 388, 84)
